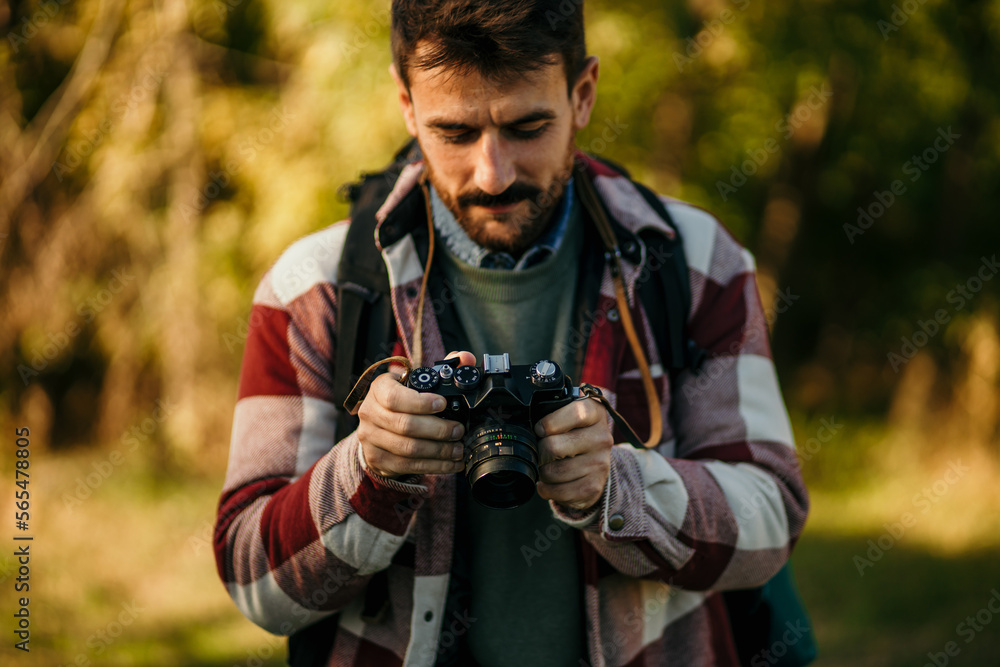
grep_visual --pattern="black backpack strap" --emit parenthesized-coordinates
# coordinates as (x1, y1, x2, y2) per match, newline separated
(332, 140, 420, 440)
(287, 613, 340, 667)
(630, 181, 705, 375)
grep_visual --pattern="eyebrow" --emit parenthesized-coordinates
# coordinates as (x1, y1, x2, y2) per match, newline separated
(425, 109, 557, 131)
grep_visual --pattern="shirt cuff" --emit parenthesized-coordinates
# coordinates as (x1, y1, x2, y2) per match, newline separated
(356, 438, 427, 493)
(549, 482, 607, 529)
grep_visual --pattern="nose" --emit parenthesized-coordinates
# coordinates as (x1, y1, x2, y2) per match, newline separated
(473, 132, 516, 196)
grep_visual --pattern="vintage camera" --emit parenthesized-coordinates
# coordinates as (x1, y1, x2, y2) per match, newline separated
(406, 353, 584, 509)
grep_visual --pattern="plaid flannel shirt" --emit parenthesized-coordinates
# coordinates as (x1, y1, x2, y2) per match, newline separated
(214, 153, 809, 666)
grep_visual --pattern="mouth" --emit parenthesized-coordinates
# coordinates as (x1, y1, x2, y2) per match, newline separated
(475, 201, 522, 214)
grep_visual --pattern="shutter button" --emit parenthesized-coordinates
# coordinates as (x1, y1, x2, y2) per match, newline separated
(609, 514, 625, 531)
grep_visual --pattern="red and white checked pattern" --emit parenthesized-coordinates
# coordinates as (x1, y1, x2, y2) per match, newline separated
(214, 153, 808, 666)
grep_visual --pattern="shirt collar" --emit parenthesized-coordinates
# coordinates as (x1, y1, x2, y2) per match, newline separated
(428, 178, 575, 271)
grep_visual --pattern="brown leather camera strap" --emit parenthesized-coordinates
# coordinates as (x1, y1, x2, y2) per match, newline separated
(575, 164, 663, 449)
(578, 383, 645, 449)
(409, 174, 436, 366)
(344, 356, 413, 416)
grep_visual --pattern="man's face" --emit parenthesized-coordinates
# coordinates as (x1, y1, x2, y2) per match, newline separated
(392, 47, 599, 256)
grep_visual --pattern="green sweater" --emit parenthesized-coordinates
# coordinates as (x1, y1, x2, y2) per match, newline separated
(435, 213, 583, 373)
(437, 211, 586, 667)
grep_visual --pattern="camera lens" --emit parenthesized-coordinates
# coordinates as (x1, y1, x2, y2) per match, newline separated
(464, 423, 538, 509)
(488, 471, 517, 487)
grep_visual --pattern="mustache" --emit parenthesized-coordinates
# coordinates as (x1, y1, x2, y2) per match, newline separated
(456, 182, 543, 208)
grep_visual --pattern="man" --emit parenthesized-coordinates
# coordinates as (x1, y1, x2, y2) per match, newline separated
(214, 2, 809, 666)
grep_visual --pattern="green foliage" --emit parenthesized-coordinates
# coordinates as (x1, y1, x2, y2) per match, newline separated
(1, 2, 999, 662)
(3, 0, 998, 447)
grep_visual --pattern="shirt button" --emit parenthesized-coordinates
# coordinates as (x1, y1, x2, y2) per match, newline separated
(424, 610, 433, 622)
(405, 286, 418, 298)
(609, 514, 625, 531)
(607, 308, 620, 322)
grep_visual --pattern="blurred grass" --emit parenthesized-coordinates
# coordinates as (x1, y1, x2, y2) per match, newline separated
(0, 451, 286, 667)
(793, 415, 1000, 666)
(793, 540, 1000, 667)
(2, 418, 998, 666)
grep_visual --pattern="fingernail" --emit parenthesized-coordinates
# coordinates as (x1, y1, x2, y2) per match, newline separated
(452, 424, 464, 440)
(534, 422, 546, 437)
(433, 398, 446, 411)
(451, 445, 464, 460)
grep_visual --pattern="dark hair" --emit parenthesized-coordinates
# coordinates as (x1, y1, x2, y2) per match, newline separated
(391, 0, 587, 96)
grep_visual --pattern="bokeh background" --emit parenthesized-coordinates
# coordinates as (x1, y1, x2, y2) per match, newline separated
(1, 0, 999, 664)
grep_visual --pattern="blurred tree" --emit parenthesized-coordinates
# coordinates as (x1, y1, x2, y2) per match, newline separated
(0, 0, 997, 459)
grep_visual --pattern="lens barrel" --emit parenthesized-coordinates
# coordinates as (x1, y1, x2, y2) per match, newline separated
(464, 423, 538, 509)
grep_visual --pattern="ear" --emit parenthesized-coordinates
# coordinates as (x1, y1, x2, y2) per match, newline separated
(390, 63, 418, 137)
(570, 56, 599, 131)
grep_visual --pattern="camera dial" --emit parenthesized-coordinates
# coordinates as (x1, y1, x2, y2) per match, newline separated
(454, 365, 482, 391)
(530, 360, 563, 388)
(408, 367, 439, 391)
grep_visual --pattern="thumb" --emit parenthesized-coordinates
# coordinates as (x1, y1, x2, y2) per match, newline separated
(445, 350, 477, 367)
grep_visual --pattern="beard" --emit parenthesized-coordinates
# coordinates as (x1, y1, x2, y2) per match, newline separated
(425, 134, 577, 257)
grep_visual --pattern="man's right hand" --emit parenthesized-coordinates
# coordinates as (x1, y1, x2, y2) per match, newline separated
(356, 351, 475, 478)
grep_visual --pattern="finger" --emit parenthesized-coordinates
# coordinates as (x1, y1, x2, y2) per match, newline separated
(538, 431, 588, 464)
(535, 398, 604, 437)
(538, 449, 602, 484)
(537, 424, 613, 465)
(536, 476, 605, 510)
(359, 377, 465, 441)
(445, 350, 478, 367)
(365, 405, 465, 441)
(363, 429, 465, 461)
(369, 372, 448, 415)
(367, 446, 466, 476)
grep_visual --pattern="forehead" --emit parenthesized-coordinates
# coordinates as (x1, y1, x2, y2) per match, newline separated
(406, 55, 568, 124)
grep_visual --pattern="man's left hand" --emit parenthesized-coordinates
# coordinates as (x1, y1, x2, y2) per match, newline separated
(534, 398, 613, 511)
